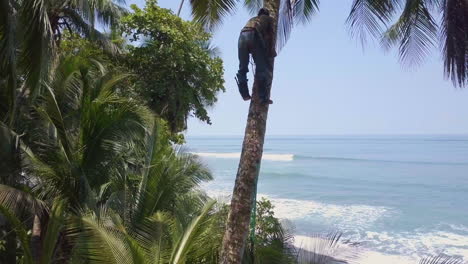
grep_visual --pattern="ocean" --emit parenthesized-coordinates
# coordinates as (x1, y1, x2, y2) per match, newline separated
(185, 135, 468, 263)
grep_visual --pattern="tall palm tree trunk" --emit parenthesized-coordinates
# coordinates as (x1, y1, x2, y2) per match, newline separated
(220, 1, 280, 263)
(31, 215, 42, 262)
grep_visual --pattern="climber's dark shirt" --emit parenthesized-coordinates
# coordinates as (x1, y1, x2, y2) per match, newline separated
(242, 15, 275, 57)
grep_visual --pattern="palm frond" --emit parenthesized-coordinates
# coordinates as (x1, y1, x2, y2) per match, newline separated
(22, 139, 79, 204)
(0, 184, 48, 217)
(91, 0, 128, 28)
(200, 39, 222, 58)
(0, 0, 16, 67)
(23, 58, 150, 208)
(76, 66, 151, 189)
(170, 199, 216, 264)
(47, 57, 84, 127)
(294, 0, 320, 24)
(172, 190, 210, 227)
(277, 0, 320, 53)
(244, 0, 263, 15)
(20, 0, 55, 98)
(62, 8, 122, 54)
(0, 0, 18, 123)
(0, 121, 22, 185)
(0, 205, 34, 264)
(70, 209, 145, 264)
(132, 147, 212, 226)
(346, 0, 398, 45)
(276, 0, 295, 52)
(133, 121, 160, 223)
(296, 232, 359, 264)
(39, 199, 66, 264)
(80, 100, 151, 187)
(135, 211, 180, 263)
(189, 0, 238, 31)
(40, 82, 74, 161)
(381, 0, 438, 66)
(419, 255, 464, 264)
(441, 0, 468, 87)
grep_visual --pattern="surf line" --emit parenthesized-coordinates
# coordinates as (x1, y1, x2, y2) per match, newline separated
(191, 152, 294, 161)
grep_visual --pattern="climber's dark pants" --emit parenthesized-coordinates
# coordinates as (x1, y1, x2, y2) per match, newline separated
(237, 30, 270, 100)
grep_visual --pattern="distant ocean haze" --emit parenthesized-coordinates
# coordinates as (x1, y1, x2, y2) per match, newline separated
(186, 135, 468, 263)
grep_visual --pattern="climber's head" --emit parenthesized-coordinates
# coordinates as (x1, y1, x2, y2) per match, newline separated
(258, 8, 270, 16)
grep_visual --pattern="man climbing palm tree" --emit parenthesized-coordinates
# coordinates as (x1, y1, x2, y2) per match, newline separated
(236, 8, 276, 104)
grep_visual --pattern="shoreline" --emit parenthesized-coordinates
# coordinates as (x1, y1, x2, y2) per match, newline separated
(293, 235, 419, 264)
(207, 190, 467, 263)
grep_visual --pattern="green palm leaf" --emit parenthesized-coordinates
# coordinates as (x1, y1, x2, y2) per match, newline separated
(296, 232, 359, 264)
(294, 0, 320, 23)
(132, 143, 212, 226)
(244, 0, 263, 14)
(382, 0, 438, 66)
(20, 0, 55, 98)
(70, 209, 145, 264)
(0, 0, 18, 124)
(40, 82, 74, 161)
(0, 205, 34, 264)
(39, 199, 66, 264)
(346, 0, 398, 44)
(135, 211, 180, 263)
(61, 7, 123, 54)
(0, 184, 47, 218)
(170, 199, 216, 264)
(441, 0, 468, 87)
(24, 58, 152, 208)
(0, 121, 22, 185)
(189, 0, 238, 31)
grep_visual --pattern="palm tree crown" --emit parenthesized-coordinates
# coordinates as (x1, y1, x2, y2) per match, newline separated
(187, 0, 467, 87)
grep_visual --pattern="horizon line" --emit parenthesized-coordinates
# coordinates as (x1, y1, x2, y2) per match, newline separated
(185, 133, 468, 137)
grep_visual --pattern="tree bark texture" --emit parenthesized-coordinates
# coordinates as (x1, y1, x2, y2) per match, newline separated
(31, 215, 42, 263)
(220, 0, 280, 263)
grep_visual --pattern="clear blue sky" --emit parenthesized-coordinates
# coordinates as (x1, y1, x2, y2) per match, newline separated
(127, 0, 468, 136)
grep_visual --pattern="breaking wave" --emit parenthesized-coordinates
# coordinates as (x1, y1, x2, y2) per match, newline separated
(294, 155, 468, 165)
(205, 189, 468, 262)
(353, 229, 468, 261)
(192, 152, 468, 165)
(192, 152, 294, 161)
(263, 196, 391, 230)
(205, 189, 390, 230)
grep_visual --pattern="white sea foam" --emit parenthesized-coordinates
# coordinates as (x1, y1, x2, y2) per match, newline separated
(262, 196, 390, 230)
(355, 230, 468, 261)
(192, 152, 294, 161)
(204, 189, 468, 262)
(205, 190, 389, 230)
(294, 234, 468, 264)
(450, 224, 468, 233)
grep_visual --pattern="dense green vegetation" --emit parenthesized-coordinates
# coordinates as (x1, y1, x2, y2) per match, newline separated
(122, 2, 225, 133)
(0, 0, 297, 263)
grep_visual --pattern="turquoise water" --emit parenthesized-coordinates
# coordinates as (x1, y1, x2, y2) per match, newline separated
(186, 135, 468, 260)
